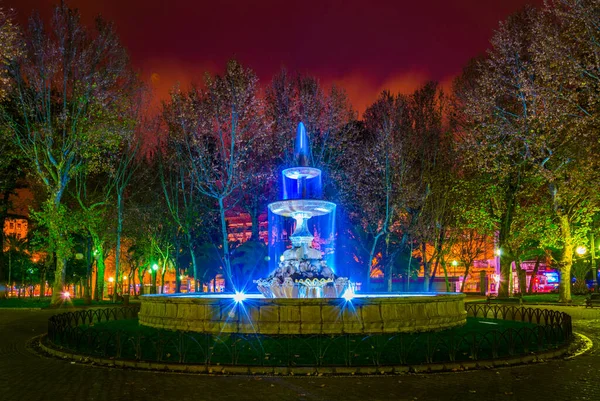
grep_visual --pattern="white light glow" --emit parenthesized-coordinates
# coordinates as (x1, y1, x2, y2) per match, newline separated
(62, 291, 71, 298)
(576, 246, 587, 255)
(342, 289, 355, 302)
(233, 291, 247, 303)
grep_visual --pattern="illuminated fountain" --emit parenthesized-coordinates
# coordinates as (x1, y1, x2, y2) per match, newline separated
(139, 123, 466, 335)
(255, 122, 349, 298)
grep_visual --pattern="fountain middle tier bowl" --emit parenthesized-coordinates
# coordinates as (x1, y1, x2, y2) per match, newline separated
(139, 292, 467, 335)
(268, 199, 336, 218)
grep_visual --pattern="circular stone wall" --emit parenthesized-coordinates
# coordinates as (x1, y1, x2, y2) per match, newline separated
(139, 293, 466, 335)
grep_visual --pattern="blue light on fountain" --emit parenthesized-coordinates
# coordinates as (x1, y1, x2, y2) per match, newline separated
(255, 122, 349, 298)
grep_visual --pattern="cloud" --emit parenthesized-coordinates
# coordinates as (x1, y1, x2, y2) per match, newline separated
(329, 70, 441, 116)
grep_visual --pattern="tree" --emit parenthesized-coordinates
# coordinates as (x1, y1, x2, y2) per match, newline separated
(71, 172, 113, 300)
(166, 60, 266, 289)
(159, 122, 206, 291)
(334, 92, 407, 291)
(454, 8, 544, 298)
(0, 5, 20, 100)
(402, 82, 454, 292)
(265, 70, 355, 188)
(0, 6, 23, 284)
(111, 92, 146, 300)
(3, 233, 26, 295)
(1, 4, 135, 304)
(528, 0, 600, 302)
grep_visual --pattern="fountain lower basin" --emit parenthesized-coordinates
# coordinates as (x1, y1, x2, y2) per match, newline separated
(139, 292, 466, 335)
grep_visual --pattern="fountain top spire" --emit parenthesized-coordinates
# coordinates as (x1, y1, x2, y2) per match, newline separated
(294, 122, 310, 167)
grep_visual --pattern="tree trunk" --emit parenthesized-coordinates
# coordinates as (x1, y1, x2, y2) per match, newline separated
(558, 214, 573, 303)
(83, 238, 93, 304)
(7, 251, 11, 296)
(175, 272, 181, 293)
(160, 264, 167, 294)
(498, 254, 513, 298)
(40, 270, 46, 299)
(366, 232, 383, 292)
(0, 189, 11, 283)
(151, 270, 157, 294)
(114, 193, 123, 302)
(130, 268, 136, 296)
(218, 197, 233, 289)
(50, 257, 67, 304)
(405, 241, 414, 292)
(497, 177, 519, 298)
(94, 244, 106, 301)
(515, 259, 527, 295)
(137, 268, 145, 296)
(528, 255, 542, 294)
(187, 232, 200, 292)
(440, 260, 450, 292)
(422, 243, 430, 292)
(460, 261, 471, 293)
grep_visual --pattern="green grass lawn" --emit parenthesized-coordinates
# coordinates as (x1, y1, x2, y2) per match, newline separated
(0, 297, 119, 309)
(519, 294, 588, 304)
(468, 293, 589, 304)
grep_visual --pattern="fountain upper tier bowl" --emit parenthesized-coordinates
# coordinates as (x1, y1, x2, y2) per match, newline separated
(139, 292, 467, 335)
(268, 199, 336, 218)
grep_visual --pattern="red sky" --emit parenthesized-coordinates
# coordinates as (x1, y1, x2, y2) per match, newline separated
(6, 0, 543, 114)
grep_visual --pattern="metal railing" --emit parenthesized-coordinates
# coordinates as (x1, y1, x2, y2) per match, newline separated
(46, 304, 572, 367)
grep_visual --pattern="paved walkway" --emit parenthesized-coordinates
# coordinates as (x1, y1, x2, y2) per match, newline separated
(1, 308, 599, 401)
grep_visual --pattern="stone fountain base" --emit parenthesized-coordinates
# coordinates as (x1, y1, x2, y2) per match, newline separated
(139, 293, 467, 335)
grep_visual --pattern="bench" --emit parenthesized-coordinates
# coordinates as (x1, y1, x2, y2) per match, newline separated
(486, 296, 523, 305)
(585, 293, 600, 308)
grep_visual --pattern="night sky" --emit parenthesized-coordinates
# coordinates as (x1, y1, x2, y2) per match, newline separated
(6, 0, 542, 113)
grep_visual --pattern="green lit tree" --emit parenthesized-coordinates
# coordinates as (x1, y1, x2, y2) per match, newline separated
(1, 4, 136, 304)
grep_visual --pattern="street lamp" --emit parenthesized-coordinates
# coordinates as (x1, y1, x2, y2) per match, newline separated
(151, 263, 158, 294)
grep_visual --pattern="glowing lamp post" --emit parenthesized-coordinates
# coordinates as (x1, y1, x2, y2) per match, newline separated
(451, 260, 459, 292)
(575, 245, 598, 291)
(151, 264, 159, 294)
